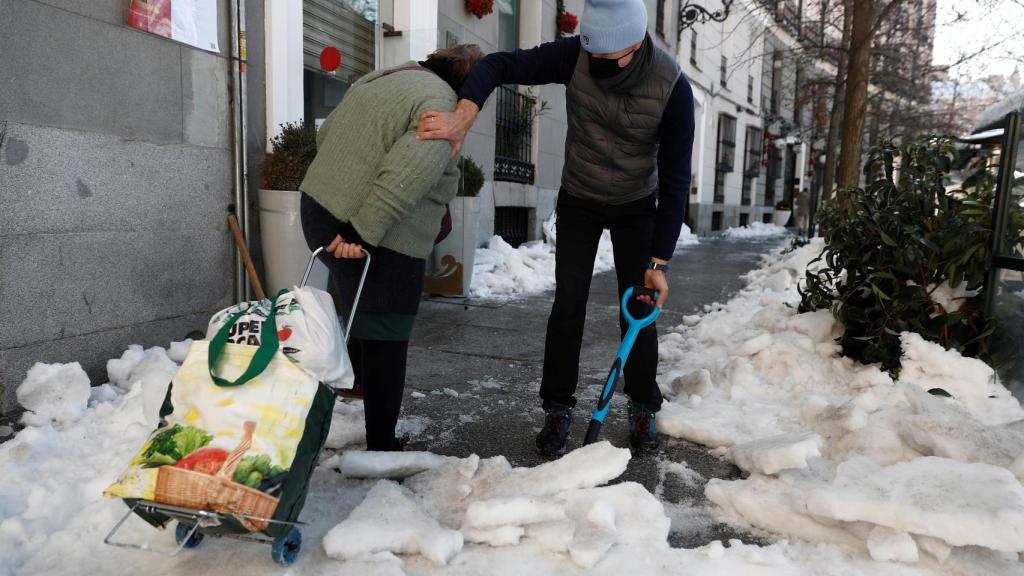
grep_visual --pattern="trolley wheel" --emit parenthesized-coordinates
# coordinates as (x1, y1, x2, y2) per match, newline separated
(271, 527, 302, 566)
(174, 523, 205, 549)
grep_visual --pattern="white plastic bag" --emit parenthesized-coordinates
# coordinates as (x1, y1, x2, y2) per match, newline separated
(206, 287, 354, 389)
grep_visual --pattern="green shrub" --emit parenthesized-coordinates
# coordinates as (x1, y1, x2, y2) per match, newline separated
(799, 136, 996, 373)
(457, 155, 485, 197)
(260, 122, 318, 191)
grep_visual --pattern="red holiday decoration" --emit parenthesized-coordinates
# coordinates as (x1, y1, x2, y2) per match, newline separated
(558, 11, 579, 34)
(466, 0, 494, 19)
(320, 46, 342, 72)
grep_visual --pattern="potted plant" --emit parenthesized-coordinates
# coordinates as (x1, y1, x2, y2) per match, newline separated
(257, 122, 329, 293)
(427, 156, 485, 297)
(773, 199, 793, 227)
(465, 0, 494, 19)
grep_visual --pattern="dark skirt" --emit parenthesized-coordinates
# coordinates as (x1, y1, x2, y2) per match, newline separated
(299, 193, 424, 341)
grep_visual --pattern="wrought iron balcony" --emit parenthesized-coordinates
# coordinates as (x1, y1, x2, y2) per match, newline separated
(494, 86, 536, 185)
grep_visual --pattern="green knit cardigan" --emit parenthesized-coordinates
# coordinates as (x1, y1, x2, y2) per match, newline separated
(299, 63, 460, 259)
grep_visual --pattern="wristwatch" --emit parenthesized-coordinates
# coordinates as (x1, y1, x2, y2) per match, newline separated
(647, 260, 669, 273)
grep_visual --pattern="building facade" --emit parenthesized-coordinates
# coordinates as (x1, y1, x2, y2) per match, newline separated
(0, 0, 267, 414)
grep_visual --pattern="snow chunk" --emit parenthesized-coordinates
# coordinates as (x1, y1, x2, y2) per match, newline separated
(105, 345, 145, 390)
(1012, 454, 1024, 481)
(462, 525, 524, 546)
(17, 362, 91, 425)
(735, 333, 773, 357)
(327, 401, 366, 449)
(323, 480, 464, 564)
(462, 497, 566, 529)
(927, 280, 979, 314)
(338, 451, 449, 479)
(867, 526, 919, 563)
(523, 520, 576, 552)
(167, 339, 193, 363)
(670, 369, 712, 397)
(103, 346, 177, 424)
(806, 456, 1024, 552)
(916, 534, 952, 564)
(474, 442, 630, 499)
(899, 332, 1023, 424)
(729, 432, 823, 475)
(410, 391, 426, 399)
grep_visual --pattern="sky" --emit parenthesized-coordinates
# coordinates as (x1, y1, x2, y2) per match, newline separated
(932, 0, 1024, 80)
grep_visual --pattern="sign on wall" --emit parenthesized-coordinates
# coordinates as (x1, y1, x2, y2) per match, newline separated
(127, 0, 221, 54)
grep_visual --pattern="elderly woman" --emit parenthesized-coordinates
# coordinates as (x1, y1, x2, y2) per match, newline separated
(299, 45, 484, 451)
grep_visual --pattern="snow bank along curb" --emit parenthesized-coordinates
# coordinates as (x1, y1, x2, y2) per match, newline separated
(655, 238, 1024, 565)
(470, 223, 698, 299)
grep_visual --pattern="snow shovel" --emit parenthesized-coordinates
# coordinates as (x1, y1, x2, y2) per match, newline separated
(583, 286, 661, 446)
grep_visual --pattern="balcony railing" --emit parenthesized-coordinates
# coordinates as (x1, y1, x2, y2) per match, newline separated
(494, 86, 536, 185)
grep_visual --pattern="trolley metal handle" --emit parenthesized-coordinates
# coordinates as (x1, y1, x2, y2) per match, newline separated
(301, 246, 371, 344)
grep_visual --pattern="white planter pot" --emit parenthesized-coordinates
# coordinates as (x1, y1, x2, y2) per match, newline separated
(257, 189, 329, 294)
(772, 210, 793, 227)
(427, 196, 480, 297)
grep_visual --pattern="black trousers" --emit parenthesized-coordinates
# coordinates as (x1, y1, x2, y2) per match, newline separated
(300, 193, 413, 451)
(540, 189, 663, 412)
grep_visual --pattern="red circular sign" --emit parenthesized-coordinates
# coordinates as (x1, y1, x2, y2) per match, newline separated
(320, 46, 342, 72)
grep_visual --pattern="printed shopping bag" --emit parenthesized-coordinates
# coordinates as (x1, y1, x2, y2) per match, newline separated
(207, 287, 353, 389)
(106, 294, 336, 535)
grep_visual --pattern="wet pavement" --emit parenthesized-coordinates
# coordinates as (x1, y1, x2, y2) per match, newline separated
(400, 236, 787, 548)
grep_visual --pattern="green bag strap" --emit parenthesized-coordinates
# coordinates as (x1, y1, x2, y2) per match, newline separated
(208, 293, 280, 387)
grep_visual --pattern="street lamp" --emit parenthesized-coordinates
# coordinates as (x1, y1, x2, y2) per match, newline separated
(678, 1, 733, 34)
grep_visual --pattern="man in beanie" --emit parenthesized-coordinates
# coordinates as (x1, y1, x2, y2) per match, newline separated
(418, 0, 694, 456)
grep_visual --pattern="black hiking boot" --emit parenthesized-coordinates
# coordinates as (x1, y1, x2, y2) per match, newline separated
(535, 406, 573, 457)
(628, 400, 661, 454)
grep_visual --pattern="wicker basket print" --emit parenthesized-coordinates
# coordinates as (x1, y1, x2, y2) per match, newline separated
(154, 422, 278, 531)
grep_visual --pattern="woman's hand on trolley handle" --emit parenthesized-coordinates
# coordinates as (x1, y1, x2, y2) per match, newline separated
(327, 234, 366, 259)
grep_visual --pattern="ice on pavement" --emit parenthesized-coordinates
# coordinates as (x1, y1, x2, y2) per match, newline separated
(16, 362, 92, 425)
(728, 431, 823, 475)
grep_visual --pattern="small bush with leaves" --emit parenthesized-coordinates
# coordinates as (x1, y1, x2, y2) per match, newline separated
(799, 136, 995, 373)
(260, 122, 318, 191)
(457, 156, 486, 197)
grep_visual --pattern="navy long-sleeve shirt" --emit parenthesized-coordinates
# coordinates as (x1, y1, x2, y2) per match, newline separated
(460, 36, 695, 261)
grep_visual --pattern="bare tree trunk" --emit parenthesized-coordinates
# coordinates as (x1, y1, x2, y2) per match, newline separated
(836, 0, 875, 203)
(822, 0, 854, 201)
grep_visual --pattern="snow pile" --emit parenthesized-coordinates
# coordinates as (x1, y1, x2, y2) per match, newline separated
(105, 345, 179, 425)
(722, 222, 789, 239)
(323, 442, 668, 569)
(470, 223, 698, 299)
(656, 238, 1024, 566)
(16, 362, 92, 425)
(470, 233, 613, 299)
(1, 350, 179, 574)
(675, 223, 700, 248)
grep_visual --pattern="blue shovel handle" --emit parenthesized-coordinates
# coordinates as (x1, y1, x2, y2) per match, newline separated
(583, 286, 661, 445)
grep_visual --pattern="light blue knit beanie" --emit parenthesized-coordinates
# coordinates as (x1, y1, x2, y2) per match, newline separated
(579, 0, 648, 54)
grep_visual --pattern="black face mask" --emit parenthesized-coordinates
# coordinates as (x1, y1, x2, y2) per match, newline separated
(588, 47, 638, 79)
